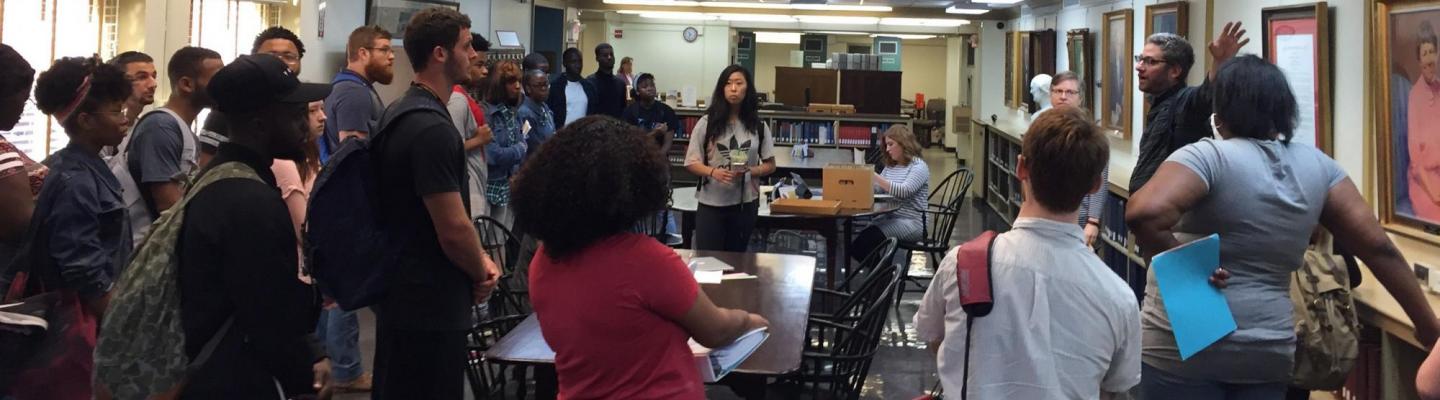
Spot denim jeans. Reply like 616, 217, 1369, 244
1140, 363, 1287, 400
316, 307, 365, 382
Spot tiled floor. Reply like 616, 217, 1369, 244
337, 147, 995, 399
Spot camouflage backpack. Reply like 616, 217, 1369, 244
93, 162, 260, 399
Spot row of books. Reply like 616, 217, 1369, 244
1099, 192, 1130, 249
669, 116, 891, 148
1339, 338, 1382, 400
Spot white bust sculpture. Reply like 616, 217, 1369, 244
1029, 74, 1053, 116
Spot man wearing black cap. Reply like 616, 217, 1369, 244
371, 6, 500, 398
175, 53, 334, 398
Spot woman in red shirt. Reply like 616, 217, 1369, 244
512, 116, 767, 399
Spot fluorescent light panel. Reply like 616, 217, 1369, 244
717, 13, 796, 22
972, 0, 1022, 4
602, 0, 890, 12
795, 15, 880, 24
879, 17, 968, 26
808, 30, 870, 35
944, 6, 988, 14
870, 33, 936, 39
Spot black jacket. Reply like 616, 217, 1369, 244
1129, 80, 1214, 193
547, 73, 599, 128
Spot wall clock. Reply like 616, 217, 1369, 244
683, 27, 699, 42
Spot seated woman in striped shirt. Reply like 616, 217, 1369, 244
849, 125, 930, 262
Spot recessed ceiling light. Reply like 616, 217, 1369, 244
945, 6, 989, 14
879, 17, 969, 27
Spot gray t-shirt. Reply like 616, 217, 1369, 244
323, 78, 383, 149
683, 115, 775, 207
447, 91, 488, 219
1141, 137, 1346, 383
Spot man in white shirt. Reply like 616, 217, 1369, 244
546, 47, 597, 127
914, 105, 1140, 399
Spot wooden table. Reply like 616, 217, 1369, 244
670, 186, 899, 288
485, 249, 818, 377
770, 147, 861, 173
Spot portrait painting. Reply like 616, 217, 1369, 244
1102, 9, 1133, 139
1379, 2, 1440, 236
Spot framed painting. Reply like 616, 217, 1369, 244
1067, 29, 1095, 114
1102, 9, 1134, 140
1376, 0, 1440, 238
365, 0, 461, 47
1145, 2, 1190, 39
1005, 31, 1016, 108
1020, 31, 1033, 110
1262, 2, 1331, 154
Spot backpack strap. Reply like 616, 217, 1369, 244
955, 230, 999, 400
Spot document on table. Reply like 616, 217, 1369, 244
1151, 233, 1237, 360
690, 327, 770, 382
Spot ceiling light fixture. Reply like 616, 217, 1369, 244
944, 6, 989, 14
971, 0, 1022, 4
870, 33, 937, 39
637, 11, 716, 20
879, 17, 969, 26
716, 13, 797, 22
755, 31, 802, 44
807, 30, 870, 35
602, 0, 891, 12
795, 15, 880, 24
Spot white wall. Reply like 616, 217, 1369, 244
589, 16, 734, 104
946, 36, 964, 151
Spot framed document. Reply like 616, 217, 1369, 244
1261, 2, 1331, 153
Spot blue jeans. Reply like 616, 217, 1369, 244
1140, 363, 1287, 400
315, 307, 364, 382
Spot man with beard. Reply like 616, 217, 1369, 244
321, 25, 395, 163
371, 7, 500, 398
174, 53, 334, 398
119, 46, 223, 244
587, 43, 627, 118
108, 51, 158, 123
1127, 24, 1246, 193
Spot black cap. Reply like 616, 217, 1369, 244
209, 54, 330, 114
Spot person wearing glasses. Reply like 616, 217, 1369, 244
1037, 71, 1110, 246
1128, 24, 1248, 194
4, 56, 134, 398
321, 25, 396, 163
253, 26, 305, 74
520, 68, 557, 154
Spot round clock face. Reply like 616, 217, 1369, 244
683, 27, 699, 42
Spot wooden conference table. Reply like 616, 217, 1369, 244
485, 250, 817, 393
669, 186, 899, 288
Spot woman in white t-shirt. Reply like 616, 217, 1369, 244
683, 65, 776, 251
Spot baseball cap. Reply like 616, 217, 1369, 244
208, 54, 330, 114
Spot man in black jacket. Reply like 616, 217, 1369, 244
1127, 24, 1247, 193
547, 47, 597, 128
178, 53, 333, 398
587, 43, 627, 118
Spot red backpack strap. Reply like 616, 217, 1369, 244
956, 230, 999, 317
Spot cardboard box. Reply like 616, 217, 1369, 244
770, 198, 841, 216
823, 164, 874, 211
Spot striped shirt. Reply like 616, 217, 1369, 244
873, 159, 930, 241
0, 136, 48, 196
1076, 164, 1109, 227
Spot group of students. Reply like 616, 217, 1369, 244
0, 4, 715, 399
914, 22, 1440, 400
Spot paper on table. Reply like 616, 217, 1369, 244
689, 257, 736, 272
694, 270, 724, 284
1275, 34, 1317, 148
689, 327, 770, 382
1151, 233, 1237, 360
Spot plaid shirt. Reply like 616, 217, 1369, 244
485, 102, 524, 207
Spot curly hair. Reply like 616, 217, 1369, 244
511, 116, 670, 260
34, 56, 132, 125
252, 26, 305, 58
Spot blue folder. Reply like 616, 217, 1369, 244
1151, 234, 1237, 360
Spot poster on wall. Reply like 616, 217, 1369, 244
366, 0, 461, 47
1261, 2, 1330, 153
1102, 9, 1134, 140
1377, 0, 1440, 238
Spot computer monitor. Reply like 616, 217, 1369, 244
495, 30, 521, 47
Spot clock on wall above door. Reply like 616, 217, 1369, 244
683, 27, 699, 42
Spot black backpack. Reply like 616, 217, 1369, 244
305, 93, 448, 311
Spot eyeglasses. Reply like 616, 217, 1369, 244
363, 46, 394, 54
1132, 55, 1167, 67
266, 52, 301, 63
1051, 89, 1080, 97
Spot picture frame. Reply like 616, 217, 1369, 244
1145, 1, 1190, 39
1019, 31, 1034, 110
1067, 29, 1095, 114
1005, 31, 1016, 108
1261, 2, 1331, 154
1375, 0, 1440, 239
365, 0, 461, 47
1102, 9, 1134, 140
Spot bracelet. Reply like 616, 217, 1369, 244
709, 167, 717, 178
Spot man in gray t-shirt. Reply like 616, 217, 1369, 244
321, 26, 394, 163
